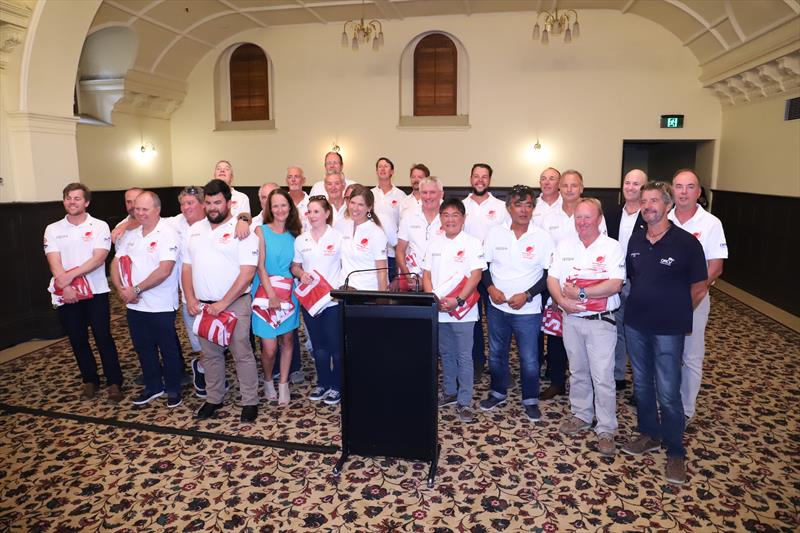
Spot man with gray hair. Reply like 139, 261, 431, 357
548, 197, 624, 457
622, 181, 708, 485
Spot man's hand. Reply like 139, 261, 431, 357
562, 282, 581, 300
61, 285, 79, 304
298, 271, 314, 285
234, 219, 251, 240
560, 297, 586, 315
55, 271, 76, 290
206, 301, 227, 316
187, 297, 201, 316
267, 295, 281, 309
487, 286, 507, 305
507, 293, 527, 310
118, 286, 138, 304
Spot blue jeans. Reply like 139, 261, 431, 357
302, 305, 342, 392
439, 321, 474, 406
625, 325, 686, 458
181, 301, 202, 353
487, 305, 542, 405
127, 309, 183, 397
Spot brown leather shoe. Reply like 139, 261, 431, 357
539, 385, 565, 400
665, 456, 687, 485
81, 383, 97, 400
107, 384, 123, 403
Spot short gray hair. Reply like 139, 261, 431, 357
641, 181, 673, 205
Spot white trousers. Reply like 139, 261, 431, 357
563, 315, 618, 435
681, 292, 710, 418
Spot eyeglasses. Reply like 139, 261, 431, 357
510, 184, 534, 195
309, 195, 327, 202
181, 185, 203, 197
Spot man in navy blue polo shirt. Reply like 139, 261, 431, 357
621, 181, 708, 486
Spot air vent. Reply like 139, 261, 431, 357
785, 97, 800, 121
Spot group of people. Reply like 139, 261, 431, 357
44, 151, 726, 486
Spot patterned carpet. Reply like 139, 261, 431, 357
1, 289, 798, 532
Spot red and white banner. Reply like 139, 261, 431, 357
541, 305, 563, 337
48, 268, 93, 307
404, 250, 422, 275
252, 275, 296, 328
293, 270, 333, 317
434, 275, 479, 320
567, 277, 609, 313
193, 305, 237, 346
117, 255, 133, 288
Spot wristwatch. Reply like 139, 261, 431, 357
455, 296, 465, 307
578, 287, 586, 301
134, 285, 142, 295
526, 290, 534, 303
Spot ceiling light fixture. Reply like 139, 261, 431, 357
341, 0, 384, 51
532, 9, 580, 45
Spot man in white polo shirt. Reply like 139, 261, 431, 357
399, 163, 430, 215
286, 166, 310, 231
309, 152, 357, 197
44, 182, 123, 402
324, 172, 348, 226
213, 160, 251, 217
396, 176, 444, 281
532, 167, 562, 225
182, 179, 260, 423
479, 185, 555, 422
463, 163, 509, 380
110, 191, 183, 408
372, 157, 405, 279
422, 198, 487, 423
548, 198, 625, 457
669, 168, 728, 423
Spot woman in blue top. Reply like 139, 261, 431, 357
252, 189, 302, 406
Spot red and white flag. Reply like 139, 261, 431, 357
117, 255, 133, 288
567, 277, 609, 313
252, 275, 296, 328
434, 275, 479, 320
293, 270, 333, 317
541, 305, 563, 337
404, 250, 422, 275
48, 268, 93, 307
193, 305, 237, 346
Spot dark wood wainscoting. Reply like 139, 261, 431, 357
711, 190, 799, 316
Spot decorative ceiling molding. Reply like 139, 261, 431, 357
0, 0, 31, 69
709, 51, 800, 106
113, 69, 188, 119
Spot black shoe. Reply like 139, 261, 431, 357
240, 405, 258, 423
196, 402, 223, 419
616, 379, 628, 391
167, 395, 182, 408
539, 385, 565, 400
132, 389, 164, 406
524, 404, 542, 422
190, 358, 206, 393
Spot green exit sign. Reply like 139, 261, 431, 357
660, 114, 684, 128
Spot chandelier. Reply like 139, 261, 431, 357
532, 9, 580, 44
341, 0, 384, 51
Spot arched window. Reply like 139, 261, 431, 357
229, 43, 269, 121
413, 34, 457, 116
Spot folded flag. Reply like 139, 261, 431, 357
48, 268, 93, 307
193, 304, 237, 346
293, 270, 333, 317
118, 255, 133, 288
434, 275, 479, 320
252, 275, 296, 328
541, 304, 563, 337
568, 277, 609, 313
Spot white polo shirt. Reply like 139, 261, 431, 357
548, 234, 625, 317
422, 231, 487, 323
331, 202, 348, 227
532, 194, 563, 225
484, 223, 555, 315
539, 207, 608, 246
120, 218, 180, 313
397, 210, 444, 274
230, 188, 251, 217
293, 225, 344, 311
293, 192, 311, 232
334, 218, 388, 291
463, 193, 509, 243
668, 205, 728, 261
44, 214, 112, 294
165, 214, 194, 301
183, 217, 259, 302
618, 208, 641, 255
400, 193, 422, 216
250, 211, 265, 231
309, 177, 357, 198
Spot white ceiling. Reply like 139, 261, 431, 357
88, 0, 800, 80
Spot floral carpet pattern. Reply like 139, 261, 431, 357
1, 289, 798, 532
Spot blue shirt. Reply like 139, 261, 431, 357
625, 224, 707, 335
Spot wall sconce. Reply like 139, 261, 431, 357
135, 141, 157, 163
533, 140, 542, 151
331, 141, 341, 153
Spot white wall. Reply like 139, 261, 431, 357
717, 90, 800, 197
77, 111, 173, 190
168, 10, 721, 189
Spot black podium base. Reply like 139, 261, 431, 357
333, 444, 440, 488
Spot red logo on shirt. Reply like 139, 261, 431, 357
148, 241, 158, 252
356, 238, 369, 252
487, 210, 497, 219
324, 243, 336, 256
692, 232, 701, 239
82, 231, 93, 242
219, 233, 232, 244
596, 256, 604, 263
454, 250, 465, 262
231, 200, 238, 207
522, 245, 535, 259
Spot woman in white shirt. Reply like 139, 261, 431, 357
334, 185, 389, 291
290, 196, 344, 405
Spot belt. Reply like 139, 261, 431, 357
199, 293, 249, 305
577, 310, 617, 325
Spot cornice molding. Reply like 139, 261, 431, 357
0, 0, 31, 69
6, 111, 79, 135
708, 51, 800, 106
112, 69, 188, 119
